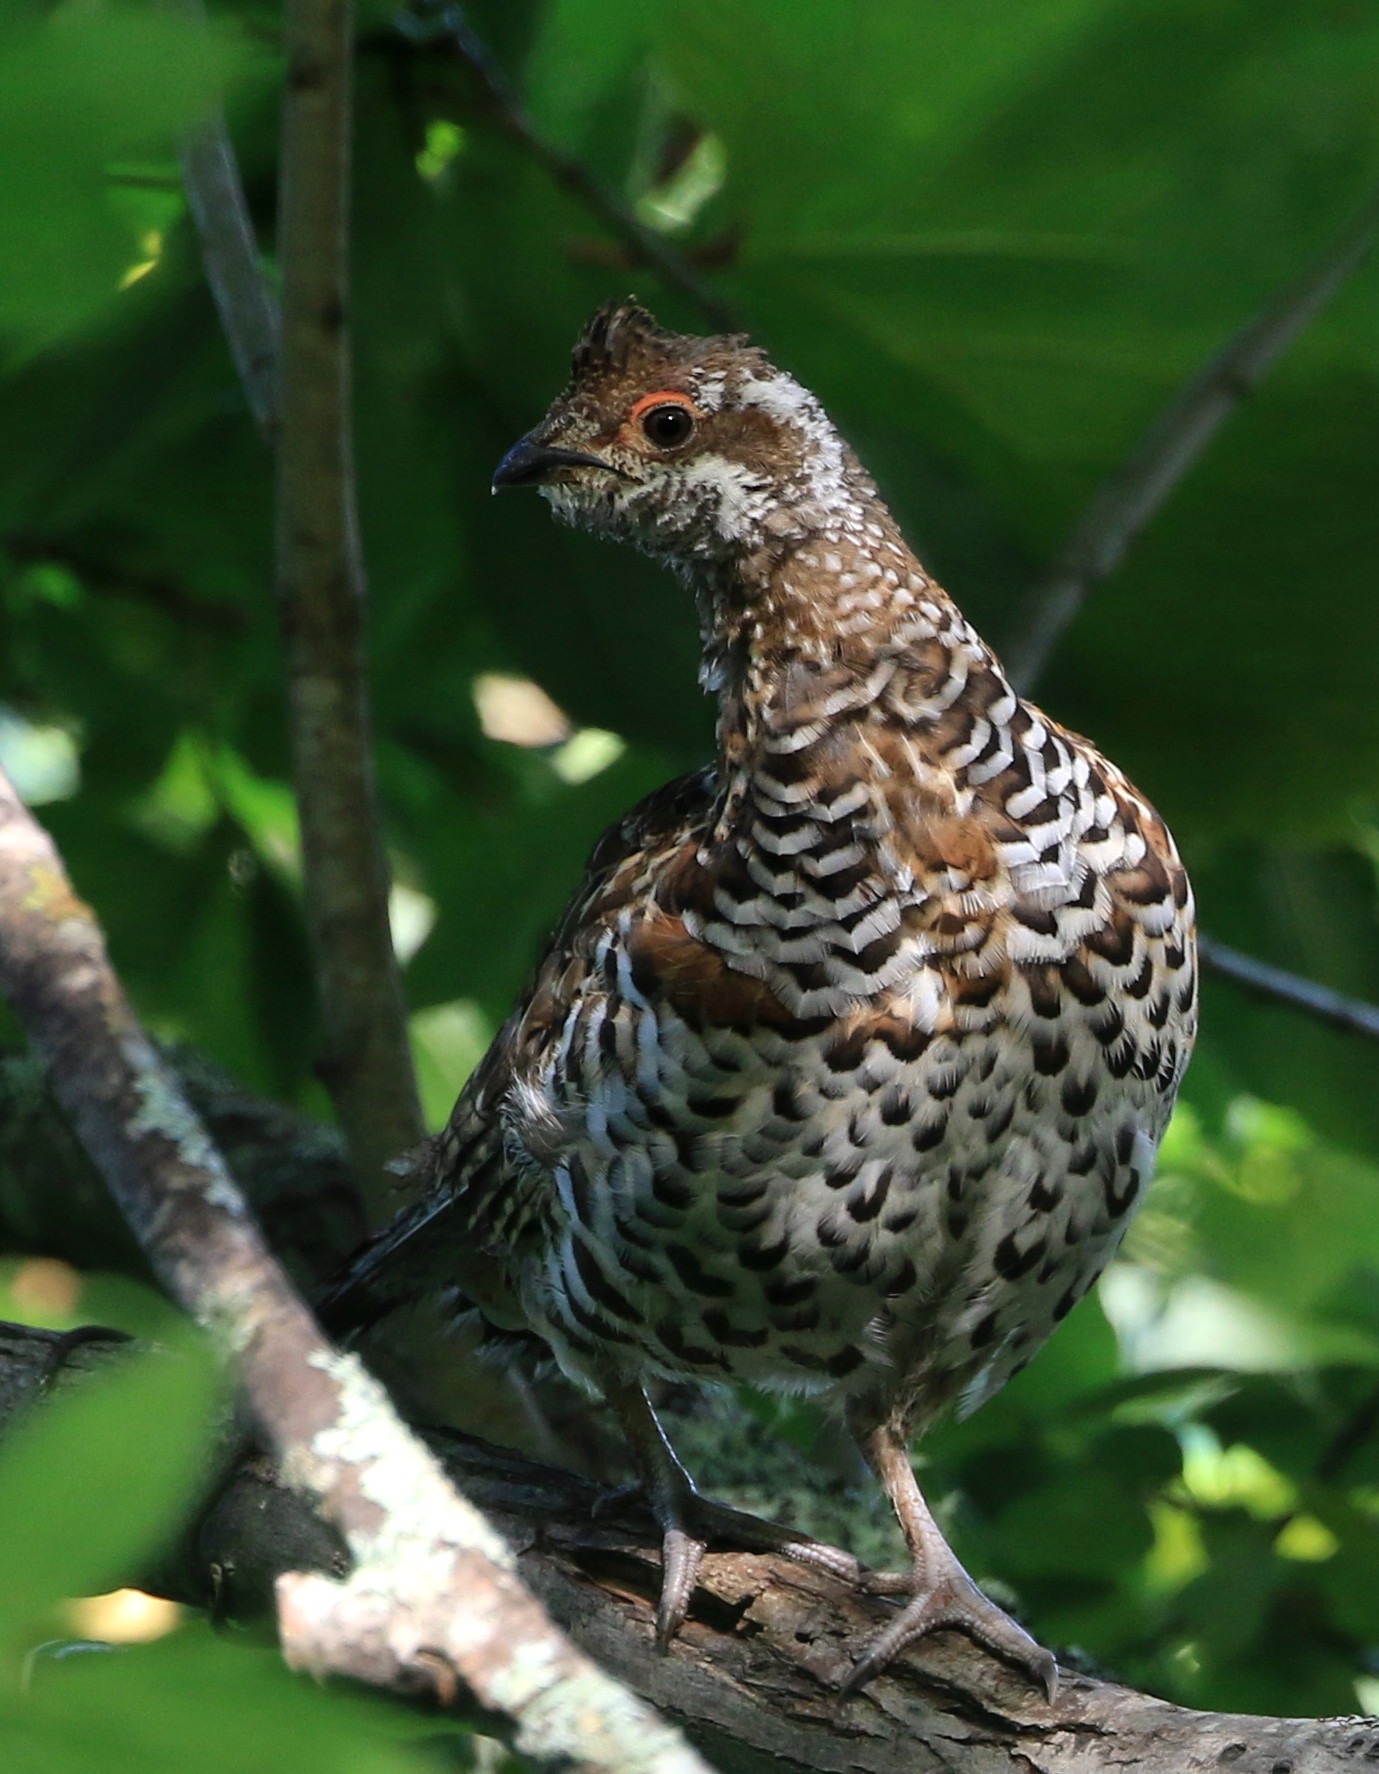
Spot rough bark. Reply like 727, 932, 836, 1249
1, 1320, 1373, 1774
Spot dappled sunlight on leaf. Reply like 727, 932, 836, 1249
1273, 1515, 1339, 1564
0, 709, 79, 806
64, 1590, 180, 1647
3, 1259, 82, 1328
636, 132, 727, 234
552, 727, 625, 784
415, 118, 467, 185
1144, 1499, 1208, 1594
1179, 1427, 1294, 1517
473, 672, 571, 748
388, 882, 436, 966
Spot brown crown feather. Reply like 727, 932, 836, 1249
569, 297, 759, 387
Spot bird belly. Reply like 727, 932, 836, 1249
507, 992, 1168, 1419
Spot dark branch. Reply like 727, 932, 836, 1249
398, 2, 739, 332
0, 765, 709, 1774
271, 0, 424, 1208
1006, 182, 1379, 691
1198, 932, 1379, 1044
2, 1320, 1376, 1774
0, 1040, 363, 1285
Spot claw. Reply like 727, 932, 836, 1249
843, 1566, 1059, 1700
602, 1383, 860, 1649
648, 1495, 859, 1647
655, 1526, 706, 1649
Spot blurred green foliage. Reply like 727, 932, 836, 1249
2, 0, 1379, 1745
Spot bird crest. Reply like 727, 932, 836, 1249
570, 298, 679, 379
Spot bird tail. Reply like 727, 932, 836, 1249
314, 1186, 455, 1336
314, 1139, 530, 1351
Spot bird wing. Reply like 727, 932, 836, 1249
315, 765, 720, 1337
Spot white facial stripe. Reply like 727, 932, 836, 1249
738, 371, 859, 528
737, 370, 820, 426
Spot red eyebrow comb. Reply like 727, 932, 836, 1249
627, 390, 697, 424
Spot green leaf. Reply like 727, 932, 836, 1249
2, 1624, 441, 1774
0, 3, 266, 348
0, 1330, 219, 1635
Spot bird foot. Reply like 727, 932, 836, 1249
844, 1556, 1058, 1700
597, 1479, 859, 1648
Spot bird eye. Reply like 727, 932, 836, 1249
640, 403, 695, 448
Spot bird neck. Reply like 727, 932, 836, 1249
692, 503, 1007, 771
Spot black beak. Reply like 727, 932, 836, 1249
491, 433, 624, 492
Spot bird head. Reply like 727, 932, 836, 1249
492, 299, 869, 563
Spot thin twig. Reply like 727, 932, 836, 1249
175, 0, 280, 437
1007, 183, 1379, 691
178, 119, 281, 435
273, 0, 424, 1210
1198, 933, 1379, 1043
0, 763, 711, 1774
398, 1, 739, 333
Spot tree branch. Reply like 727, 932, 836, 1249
271, 0, 424, 1210
0, 1041, 363, 1285
398, 2, 739, 332
176, 1, 281, 440
1198, 932, 1379, 1043
0, 764, 709, 1774
2, 1320, 1376, 1774
1006, 182, 1379, 692
176, 0, 423, 1211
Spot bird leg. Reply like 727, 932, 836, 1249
846, 1421, 1059, 1700
603, 1382, 860, 1648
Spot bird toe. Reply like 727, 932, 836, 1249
844, 1566, 1058, 1701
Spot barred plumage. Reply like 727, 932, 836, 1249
326, 301, 1197, 1696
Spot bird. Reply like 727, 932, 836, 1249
323, 298, 1197, 1698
